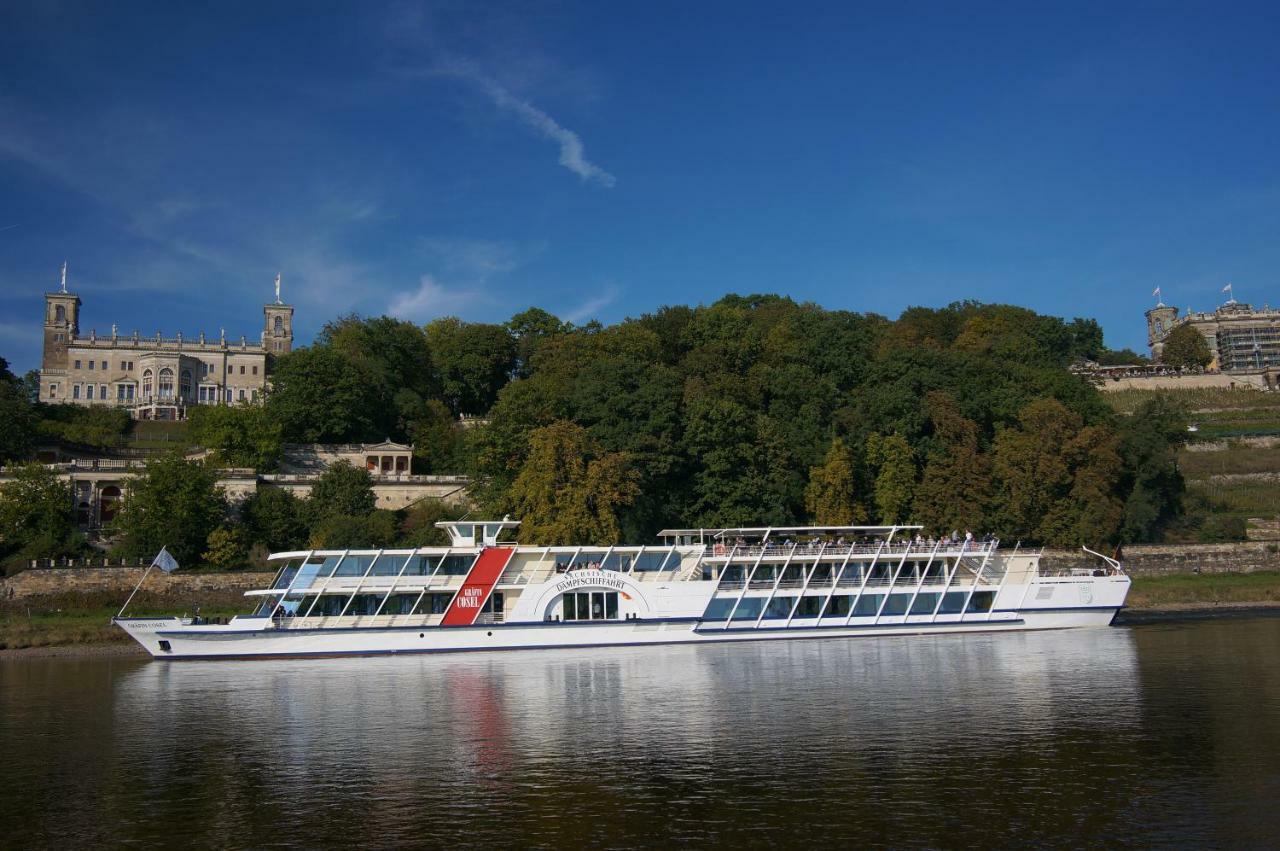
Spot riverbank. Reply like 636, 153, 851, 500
3, 572, 1278, 656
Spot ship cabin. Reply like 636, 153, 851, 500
661, 524, 1010, 624
242, 521, 1017, 631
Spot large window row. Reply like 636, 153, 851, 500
702, 591, 996, 621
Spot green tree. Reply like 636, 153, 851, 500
34, 404, 131, 450
507, 307, 571, 378
804, 437, 867, 525
991, 399, 1081, 542
865, 433, 916, 524
310, 509, 398, 548
266, 347, 383, 442
317, 314, 435, 400
308, 461, 376, 520
506, 420, 640, 544
1160, 324, 1213, 369
240, 487, 308, 551
404, 398, 462, 473
187, 404, 283, 471
398, 500, 463, 547
0, 463, 84, 571
204, 526, 248, 570
912, 393, 990, 534
0, 358, 37, 463
113, 456, 226, 566
1117, 397, 1187, 542
425, 317, 517, 415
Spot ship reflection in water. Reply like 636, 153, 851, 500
2, 618, 1279, 846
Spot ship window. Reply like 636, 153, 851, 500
702, 598, 735, 620
938, 592, 967, 614
793, 596, 822, 618
910, 593, 940, 615
731, 597, 764, 621
967, 591, 996, 613
852, 594, 883, 616
763, 597, 795, 619
882, 594, 911, 616
439, 554, 476, 575
562, 591, 619, 621
380, 594, 418, 615
825, 595, 853, 617
337, 554, 374, 577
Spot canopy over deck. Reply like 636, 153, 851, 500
435, 518, 520, 547
657, 525, 923, 543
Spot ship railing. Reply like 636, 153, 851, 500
705, 540, 998, 560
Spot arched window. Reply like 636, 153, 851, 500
142, 369, 153, 397
159, 368, 174, 398
180, 369, 192, 398
54, 305, 66, 323
273, 315, 284, 334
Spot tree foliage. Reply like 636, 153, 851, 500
113, 455, 226, 566
501, 420, 640, 545
308, 460, 377, 520
804, 437, 866, 525
0, 463, 84, 571
1160, 324, 1213, 369
188, 404, 283, 471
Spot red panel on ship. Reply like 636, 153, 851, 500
440, 548, 515, 626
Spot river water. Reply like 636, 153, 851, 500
1, 616, 1278, 848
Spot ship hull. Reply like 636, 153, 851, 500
117, 605, 1121, 660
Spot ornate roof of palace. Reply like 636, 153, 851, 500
657, 525, 923, 540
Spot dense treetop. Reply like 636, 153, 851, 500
1, 296, 1193, 559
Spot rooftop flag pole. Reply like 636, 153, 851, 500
1152, 286, 1163, 306
116, 547, 180, 619
274, 272, 282, 305
60, 261, 67, 294
1223, 282, 1235, 303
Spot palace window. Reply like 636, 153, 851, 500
86, 385, 94, 400
225, 389, 232, 402
55, 305, 66, 322
48, 383, 57, 398
99, 384, 107, 399
180, 369, 192, 398
562, 591, 619, 621
158, 368, 174, 398
74, 359, 81, 369
239, 365, 245, 375
88, 360, 94, 370
72, 384, 81, 400
252, 365, 258, 375
100, 361, 107, 370
238, 388, 245, 401
274, 316, 283, 334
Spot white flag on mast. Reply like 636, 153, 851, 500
1222, 283, 1233, 293
153, 547, 180, 573
1152, 287, 1161, 298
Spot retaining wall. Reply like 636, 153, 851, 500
1, 567, 275, 600
1042, 542, 1280, 576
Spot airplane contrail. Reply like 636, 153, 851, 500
0, 224, 18, 232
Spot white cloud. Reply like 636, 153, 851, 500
437, 61, 616, 188
564, 285, 620, 324
387, 274, 489, 322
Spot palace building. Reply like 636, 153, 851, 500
1146, 296, 1280, 373
38, 270, 294, 420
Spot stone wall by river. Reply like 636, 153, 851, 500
1043, 542, 1279, 576
1, 567, 274, 600
3, 542, 1277, 600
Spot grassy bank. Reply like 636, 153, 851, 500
1127, 571, 1280, 609
0, 589, 249, 650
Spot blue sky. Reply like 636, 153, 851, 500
3, 0, 1280, 373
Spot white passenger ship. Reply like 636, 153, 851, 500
116, 520, 1130, 660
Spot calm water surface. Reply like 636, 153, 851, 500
2, 616, 1278, 848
